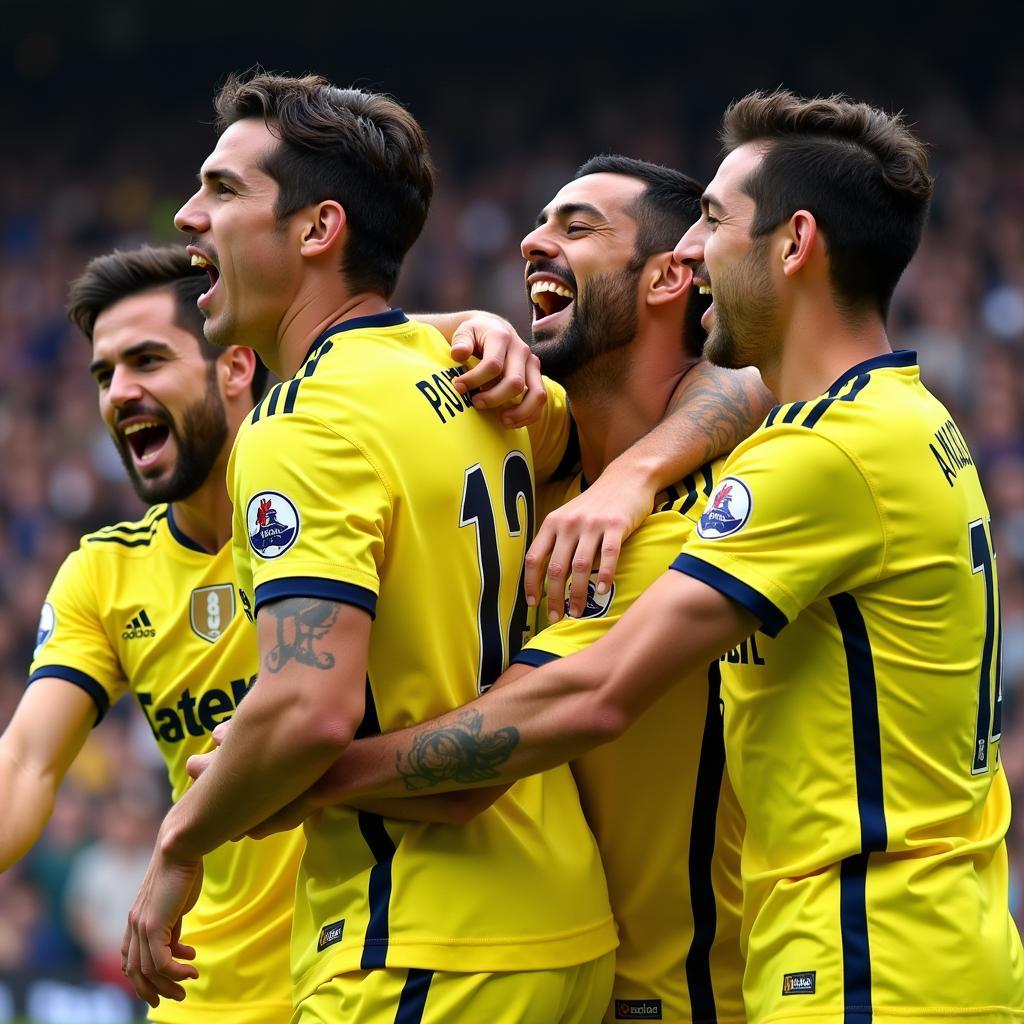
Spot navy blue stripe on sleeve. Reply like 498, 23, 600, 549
670, 554, 788, 637
253, 578, 377, 619
28, 666, 110, 725
510, 648, 562, 668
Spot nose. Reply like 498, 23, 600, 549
673, 219, 706, 267
174, 189, 208, 236
107, 365, 144, 410
520, 224, 558, 262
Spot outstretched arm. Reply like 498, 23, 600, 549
0, 679, 96, 870
296, 574, 754, 806
527, 363, 773, 621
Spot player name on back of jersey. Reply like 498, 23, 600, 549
929, 417, 975, 487
415, 364, 474, 425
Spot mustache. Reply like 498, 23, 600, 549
115, 404, 171, 430
525, 259, 578, 293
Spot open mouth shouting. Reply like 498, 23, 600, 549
528, 272, 577, 330
692, 267, 715, 328
119, 414, 172, 471
188, 245, 221, 310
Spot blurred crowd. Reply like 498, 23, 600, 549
1, 61, 1022, 991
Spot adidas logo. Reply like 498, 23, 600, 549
122, 609, 156, 640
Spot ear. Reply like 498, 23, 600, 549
218, 346, 258, 400
780, 210, 818, 278
645, 252, 693, 307
299, 200, 347, 259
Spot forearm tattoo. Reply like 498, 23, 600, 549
396, 709, 519, 791
672, 366, 774, 463
264, 598, 340, 673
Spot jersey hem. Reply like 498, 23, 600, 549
293, 915, 618, 1004
254, 577, 378, 618
148, 998, 293, 1024
755, 1006, 1024, 1024
27, 665, 109, 723
670, 553, 788, 636
512, 648, 561, 667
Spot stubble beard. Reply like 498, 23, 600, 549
117, 366, 229, 505
531, 267, 640, 392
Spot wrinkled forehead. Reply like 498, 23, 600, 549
540, 172, 646, 224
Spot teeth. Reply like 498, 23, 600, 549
123, 421, 162, 436
698, 286, 711, 295
530, 280, 574, 301
191, 254, 211, 268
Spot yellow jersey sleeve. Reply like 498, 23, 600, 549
28, 544, 128, 721
527, 376, 578, 484
674, 427, 884, 635
230, 411, 391, 619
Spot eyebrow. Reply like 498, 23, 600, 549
198, 167, 246, 188
701, 193, 723, 213
89, 340, 175, 376
535, 201, 606, 228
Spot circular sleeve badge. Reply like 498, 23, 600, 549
246, 491, 300, 559
697, 477, 753, 540
34, 602, 56, 658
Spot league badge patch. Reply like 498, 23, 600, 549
34, 602, 56, 658
697, 477, 752, 540
563, 574, 615, 619
247, 491, 300, 559
190, 584, 236, 643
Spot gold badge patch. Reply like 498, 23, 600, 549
190, 584, 235, 643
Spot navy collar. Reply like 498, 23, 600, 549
167, 504, 213, 555
301, 308, 409, 365
828, 349, 917, 393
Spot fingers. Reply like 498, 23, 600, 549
450, 320, 515, 396
212, 721, 230, 745
566, 533, 602, 619
502, 355, 546, 428
123, 912, 194, 1008
524, 524, 555, 611
185, 752, 212, 781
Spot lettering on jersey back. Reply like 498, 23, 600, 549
137, 674, 257, 743
929, 418, 974, 487
720, 635, 766, 666
416, 365, 473, 424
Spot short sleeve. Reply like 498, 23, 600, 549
230, 412, 392, 618
28, 547, 127, 723
527, 377, 578, 484
672, 428, 884, 636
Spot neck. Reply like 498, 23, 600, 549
760, 298, 891, 403
166, 449, 233, 555
272, 288, 391, 379
569, 327, 694, 485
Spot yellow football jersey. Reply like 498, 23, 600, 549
29, 503, 301, 1024
517, 467, 745, 1024
673, 351, 1024, 1024
227, 310, 616, 1003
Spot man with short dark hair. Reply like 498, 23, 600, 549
0, 244, 301, 1024
123, 73, 620, 1023
300, 90, 1024, 1023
